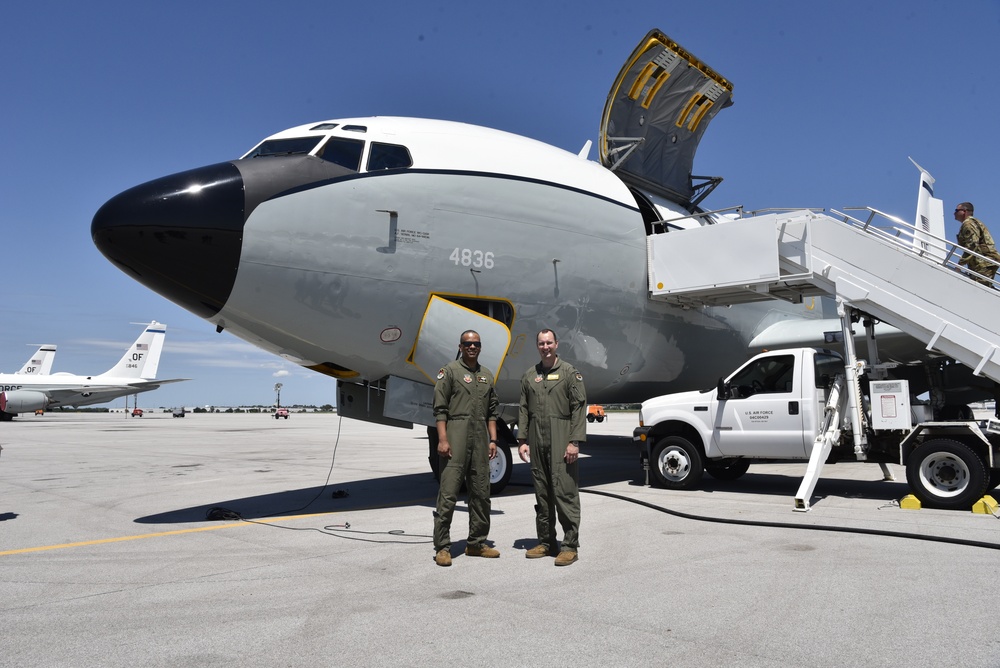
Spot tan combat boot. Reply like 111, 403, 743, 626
435, 549, 452, 567
524, 545, 551, 559
554, 550, 578, 566
464, 544, 500, 558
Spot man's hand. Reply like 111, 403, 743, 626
488, 441, 497, 460
564, 443, 579, 463
517, 442, 530, 463
437, 439, 452, 459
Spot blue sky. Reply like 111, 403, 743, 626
2, 0, 998, 408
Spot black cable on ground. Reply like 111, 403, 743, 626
204, 414, 432, 543
206, 414, 348, 522
580, 487, 1000, 551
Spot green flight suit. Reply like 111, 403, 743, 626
432, 359, 498, 552
957, 215, 1000, 286
518, 358, 587, 551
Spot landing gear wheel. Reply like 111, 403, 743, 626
427, 426, 441, 482
649, 436, 704, 489
489, 445, 513, 495
906, 439, 988, 510
705, 459, 751, 481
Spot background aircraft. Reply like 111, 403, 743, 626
13, 345, 56, 375
0, 321, 186, 420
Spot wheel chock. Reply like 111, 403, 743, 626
971, 495, 999, 515
899, 495, 922, 510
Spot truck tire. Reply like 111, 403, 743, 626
587, 415, 595, 423
705, 459, 751, 481
906, 439, 988, 510
650, 436, 704, 489
596, 416, 604, 423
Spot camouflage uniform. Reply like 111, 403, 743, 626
432, 359, 498, 553
518, 358, 587, 551
957, 215, 1000, 286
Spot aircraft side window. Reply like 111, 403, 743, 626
438, 296, 514, 328
319, 137, 365, 171
367, 142, 412, 171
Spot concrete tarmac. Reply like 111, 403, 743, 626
2, 411, 1000, 667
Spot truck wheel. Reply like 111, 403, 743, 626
650, 436, 704, 489
705, 459, 751, 481
596, 416, 604, 423
906, 439, 988, 510
587, 415, 595, 423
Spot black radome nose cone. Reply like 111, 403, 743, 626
92, 162, 245, 319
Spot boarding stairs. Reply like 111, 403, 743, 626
646, 207, 1000, 386
647, 207, 1000, 510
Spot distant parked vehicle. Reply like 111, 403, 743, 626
172, 407, 186, 417
587, 405, 606, 423
132, 408, 144, 417
274, 407, 289, 419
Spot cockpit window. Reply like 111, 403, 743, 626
319, 137, 365, 171
243, 137, 323, 158
367, 142, 412, 171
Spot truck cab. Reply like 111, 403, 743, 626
637, 348, 842, 488
634, 346, 1000, 511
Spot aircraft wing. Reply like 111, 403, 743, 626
600, 29, 733, 205
750, 319, 938, 365
42, 379, 189, 405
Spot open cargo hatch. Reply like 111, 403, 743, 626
600, 29, 733, 207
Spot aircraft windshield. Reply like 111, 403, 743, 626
244, 137, 323, 158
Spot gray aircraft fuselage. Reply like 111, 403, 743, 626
92, 117, 822, 405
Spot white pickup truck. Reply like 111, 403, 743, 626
633, 347, 1000, 510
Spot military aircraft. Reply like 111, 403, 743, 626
13, 344, 57, 375
0, 321, 186, 420
89, 29, 962, 488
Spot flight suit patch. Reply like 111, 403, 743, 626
478, 375, 488, 383
463, 373, 473, 384
436, 368, 445, 380
535, 375, 543, 383
575, 373, 583, 381
547, 374, 559, 380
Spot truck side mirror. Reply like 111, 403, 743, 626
717, 377, 729, 401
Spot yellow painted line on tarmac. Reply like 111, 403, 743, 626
0, 510, 344, 557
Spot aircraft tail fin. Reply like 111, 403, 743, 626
909, 157, 946, 260
16, 344, 57, 375
98, 321, 167, 379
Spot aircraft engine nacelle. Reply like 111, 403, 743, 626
0, 390, 50, 414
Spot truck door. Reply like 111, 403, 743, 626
712, 353, 807, 458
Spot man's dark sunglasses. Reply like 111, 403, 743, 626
461, 341, 482, 348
